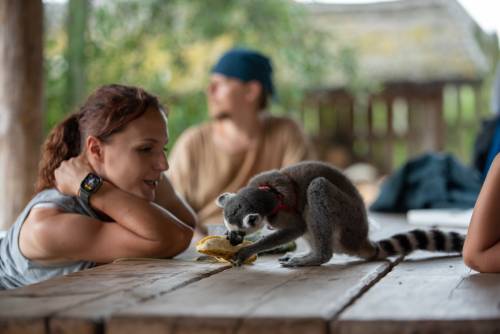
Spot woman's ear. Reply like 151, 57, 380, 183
86, 136, 104, 163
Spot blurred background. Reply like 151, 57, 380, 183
0, 0, 499, 230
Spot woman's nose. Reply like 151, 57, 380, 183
155, 152, 169, 172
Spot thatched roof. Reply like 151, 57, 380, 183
305, 0, 493, 88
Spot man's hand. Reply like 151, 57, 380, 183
54, 154, 93, 196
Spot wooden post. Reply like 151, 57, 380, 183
455, 84, 464, 156
367, 98, 374, 160
385, 96, 394, 172
435, 86, 445, 151
0, 0, 43, 230
474, 83, 482, 123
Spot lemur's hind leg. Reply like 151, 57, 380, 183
280, 177, 338, 267
278, 232, 314, 263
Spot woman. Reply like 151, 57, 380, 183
0, 84, 196, 289
463, 153, 500, 273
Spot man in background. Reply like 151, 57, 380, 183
167, 48, 315, 233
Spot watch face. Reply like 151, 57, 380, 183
82, 174, 102, 192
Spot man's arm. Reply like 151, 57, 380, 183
166, 128, 199, 211
463, 154, 500, 272
280, 118, 316, 167
155, 173, 197, 229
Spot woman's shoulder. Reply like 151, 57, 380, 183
31, 188, 74, 204
28, 189, 81, 213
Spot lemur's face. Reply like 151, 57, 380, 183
216, 192, 266, 245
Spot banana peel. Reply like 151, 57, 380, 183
196, 235, 257, 265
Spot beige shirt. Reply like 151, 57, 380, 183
167, 114, 314, 226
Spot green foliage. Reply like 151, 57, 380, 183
43, 0, 339, 147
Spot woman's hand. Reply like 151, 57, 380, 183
54, 154, 94, 196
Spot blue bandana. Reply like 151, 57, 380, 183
211, 48, 275, 96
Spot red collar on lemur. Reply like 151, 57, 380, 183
258, 173, 299, 216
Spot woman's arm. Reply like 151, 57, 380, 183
53, 154, 194, 242
89, 180, 193, 242
21, 154, 194, 263
154, 173, 197, 229
463, 154, 500, 273
22, 205, 191, 264
21, 180, 193, 263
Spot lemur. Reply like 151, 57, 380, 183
216, 161, 465, 267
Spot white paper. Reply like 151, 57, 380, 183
406, 208, 473, 228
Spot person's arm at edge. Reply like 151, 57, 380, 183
463, 154, 500, 273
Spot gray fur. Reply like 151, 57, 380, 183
216, 161, 465, 267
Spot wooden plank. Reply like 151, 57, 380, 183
107, 253, 396, 334
332, 254, 500, 334
0, 259, 229, 334
0, 318, 46, 334
50, 260, 229, 334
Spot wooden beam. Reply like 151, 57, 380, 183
0, 0, 43, 230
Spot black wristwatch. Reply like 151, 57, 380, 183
79, 173, 103, 206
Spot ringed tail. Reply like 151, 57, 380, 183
373, 229, 464, 259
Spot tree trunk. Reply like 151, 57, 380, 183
0, 0, 43, 230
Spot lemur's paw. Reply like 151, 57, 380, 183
278, 253, 293, 263
279, 256, 305, 267
280, 256, 324, 267
229, 258, 243, 267
232, 248, 255, 267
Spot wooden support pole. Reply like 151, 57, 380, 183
0, 0, 43, 229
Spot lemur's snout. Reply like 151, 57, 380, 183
227, 230, 246, 246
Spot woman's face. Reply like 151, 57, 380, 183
96, 107, 169, 201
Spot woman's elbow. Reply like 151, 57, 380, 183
158, 227, 193, 258
175, 227, 194, 254
463, 251, 482, 272
184, 213, 197, 229
463, 248, 497, 273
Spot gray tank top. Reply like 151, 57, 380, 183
0, 189, 98, 289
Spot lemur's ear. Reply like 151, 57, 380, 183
215, 192, 236, 208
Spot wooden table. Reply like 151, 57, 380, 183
1, 213, 499, 334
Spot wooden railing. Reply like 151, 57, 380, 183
303, 81, 484, 173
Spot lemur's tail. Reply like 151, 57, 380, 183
372, 229, 464, 259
